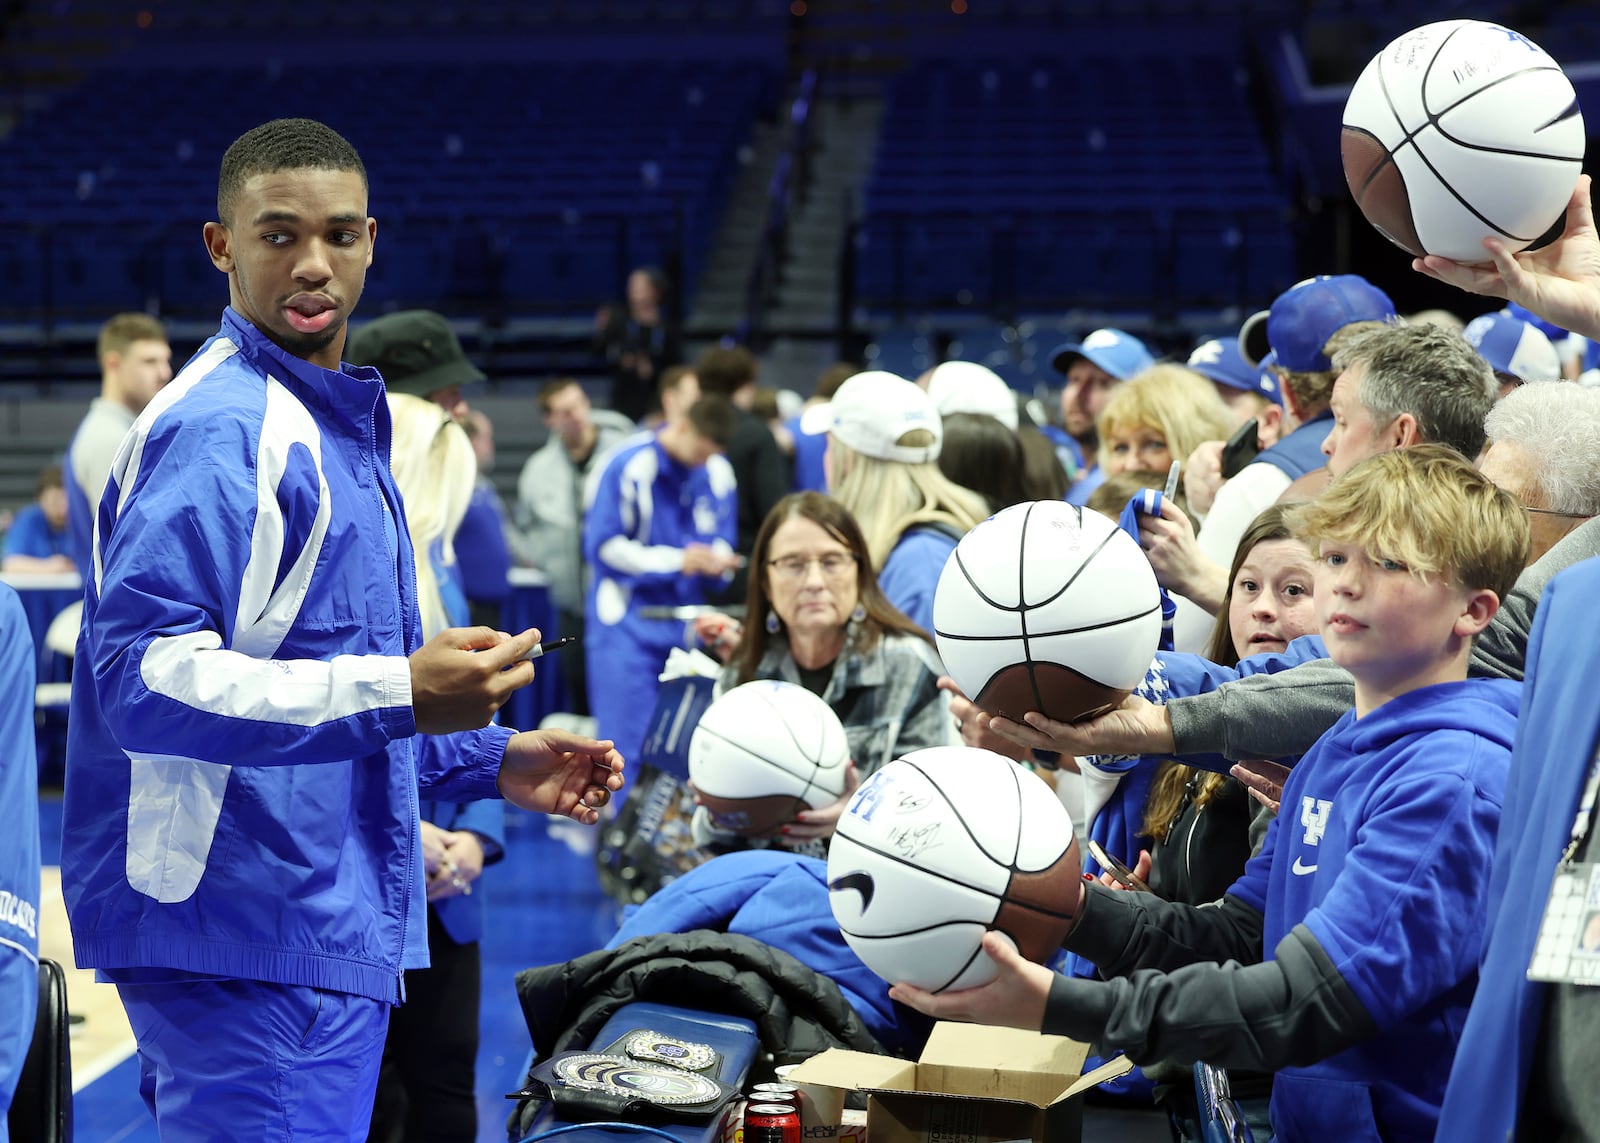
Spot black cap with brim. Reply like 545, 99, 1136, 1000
346, 310, 486, 399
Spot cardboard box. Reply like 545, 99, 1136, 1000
787, 1023, 1132, 1143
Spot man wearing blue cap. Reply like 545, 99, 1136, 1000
1180, 337, 1287, 517
1149, 276, 1396, 652
1047, 328, 1155, 505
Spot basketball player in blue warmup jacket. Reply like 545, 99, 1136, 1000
893, 446, 1529, 1143
0, 588, 40, 1139
582, 394, 740, 769
60, 119, 624, 1143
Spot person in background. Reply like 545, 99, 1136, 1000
583, 392, 739, 769
787, 362, 858, 493
63, 312, 172, 579
937, 412, 1028, 513
513, 378, 636, 718
1, 464, 74, 573
635, 493, 953, 897
1094, 364, 1235, 483
693, 346, 790, 605
594, 266, 682, 424
346, 310, 512, 628
368, 394, 506, 1143
0, 586, 39, 1140
1044, 328, 1154, 505
805, 371, 989, 634
454, 408, 515, 627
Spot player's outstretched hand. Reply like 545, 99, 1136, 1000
410, 626, 539, 734
888, 931, 1055, 1030
985, 693, 1175, 759
1414, 174, 1600, 342
498, 728, 624, 825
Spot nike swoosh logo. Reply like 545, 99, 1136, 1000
828, 871, 875, 910
1291, 857, 1318, 876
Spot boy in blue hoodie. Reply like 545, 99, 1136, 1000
890, 445, 1530, 1143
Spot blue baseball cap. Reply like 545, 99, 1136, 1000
1049, 328, 1155, 380
1186, 337, 1284, 406
1238, 275, 1397, 372
1463, 312, 1562, 383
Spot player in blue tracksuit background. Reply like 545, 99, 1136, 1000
0, 587, 40, 1139
60, 119, 624, 1143
890, 446, 1531, 1143
583, 392, 739, 771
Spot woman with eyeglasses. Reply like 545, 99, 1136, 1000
607, 493, 954, 902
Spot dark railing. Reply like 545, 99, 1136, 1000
735, 67, 818, 347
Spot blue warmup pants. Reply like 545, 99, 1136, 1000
0, 947, 38, 1142
118, 977, 390, 1143
586, 625, 679, 773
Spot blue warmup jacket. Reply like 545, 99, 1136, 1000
786, 413, 828, 493
609, 850, 932, 1054
61, 309, 513, 1004
1436, 558, 1600, 1140
0, 587, 40, 1126
1228, 678, 1518, 1142
582, 433, 736, 764
878, 525, 959, 635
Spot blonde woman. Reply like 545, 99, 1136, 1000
1095, 363, 1236, 482
372, 393, 502, 1141
807, 371, 989, 632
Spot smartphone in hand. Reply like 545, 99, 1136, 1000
1219, 418, 1262, 480
1088, 839, 1153, 893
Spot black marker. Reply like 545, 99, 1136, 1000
524, 635, 578, 661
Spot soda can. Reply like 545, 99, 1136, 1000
745, 1101, 802, 1143
750, 1082, 800, 1108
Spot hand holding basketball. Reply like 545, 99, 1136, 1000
1414, 175, 1600, 342
887, 931, 1057, 1031
985, 692, 1176, 760
780, 761, 860, 845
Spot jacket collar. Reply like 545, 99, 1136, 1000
221, 307, 387, 433
756, 629, 889, 699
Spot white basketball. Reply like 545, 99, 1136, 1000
827, 747, 1082, 993
1342, 20, 1585, 262
932, 501, 1161, 724
687, 680, 850, 837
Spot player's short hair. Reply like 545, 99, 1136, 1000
217, 118, 367, 223
96, 312, 167, 367
1288, 443, 1529, 601
657, 364, 695, 400
1333, 321, 1496, 461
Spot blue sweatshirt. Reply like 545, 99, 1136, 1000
0, 587, 40, 1123
1229, 678, 1518, 1142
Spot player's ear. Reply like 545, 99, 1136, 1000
203, 221, 233, 273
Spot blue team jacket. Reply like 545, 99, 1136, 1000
61, 309, 512, 1004
1228, 678, 1519, 1142
1436, 559, 1600, 1140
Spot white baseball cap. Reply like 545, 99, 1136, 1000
799, 370, 943, 463
924, 361, 1019, 431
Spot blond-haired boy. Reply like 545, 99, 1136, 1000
892, 444, 1530, 1143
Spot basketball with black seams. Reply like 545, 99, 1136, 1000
1341, 20, 1584, 262
687, 679, 850, 838
932, 500, 1162, 725
826, 746, 1083, 993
